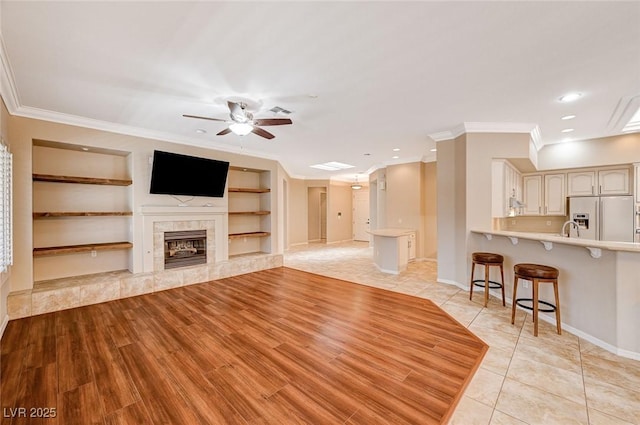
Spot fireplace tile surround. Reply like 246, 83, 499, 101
7, 206, 283, 319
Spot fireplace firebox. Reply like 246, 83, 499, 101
164, 230, 206, 269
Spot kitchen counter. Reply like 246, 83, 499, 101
469, 229, 640, 360
369, 228, 414, 274
471, 229, 640, 254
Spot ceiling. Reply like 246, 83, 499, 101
1, 1, 639, 180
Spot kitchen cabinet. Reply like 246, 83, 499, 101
544, 173, 566, 215
522, 175, 543, 215
568, 168, 630, 196
491, 160, 522, 217
567, 171, 596, 196
522, 173, 565, 216
598, 168, 630, 195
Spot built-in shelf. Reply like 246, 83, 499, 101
33, 241, 133, 257
33, 173, 132, 186
228, 187, 270, 193
228, 231, 270, 240
33, 211, 133, 218
228, 211, 270, 216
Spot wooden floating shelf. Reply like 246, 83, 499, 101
33, 241, 133, 257
228, 232, 270, 240
33, 211, 133, 218
33, 174, 132, 186
228, 187, 270, 193
228, 211, 270, 216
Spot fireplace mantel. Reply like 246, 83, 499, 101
140, 205, 226, 215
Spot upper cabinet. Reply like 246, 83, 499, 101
598, 168, 630, 195
567, 167, 630, 196
522, 175, 543, 215
567, 171, 596, 196
544, 173, 566, 215
522, 173, 565, 216
491, 160, 522, 217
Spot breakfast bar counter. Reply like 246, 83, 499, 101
369, 228, 414, 274
469, 229, 640, 359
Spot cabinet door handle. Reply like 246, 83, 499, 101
539, 206, 541, 214
599, 185, 602, 194
591, 185, 594, 195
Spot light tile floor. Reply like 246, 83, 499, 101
284, 242, 640, 425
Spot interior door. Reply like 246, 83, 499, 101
353, 189, 370, 242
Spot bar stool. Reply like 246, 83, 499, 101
469, 252, 505, 308
511, 263, 561, 337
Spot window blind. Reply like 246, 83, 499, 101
0, 143, 12, 272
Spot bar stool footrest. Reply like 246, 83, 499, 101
515, 298, 556, 313
472, 279, 503, 289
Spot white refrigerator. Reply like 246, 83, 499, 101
568, 196, 635, 242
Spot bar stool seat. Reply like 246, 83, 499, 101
469, 252, 505, 307
511, 263, 561, 336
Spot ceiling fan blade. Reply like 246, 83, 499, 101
253, 118, 293, 126
182, 114, 226, 122
251, 126, 275, 140
216, 128, 232, 136
227, 101, 247, 122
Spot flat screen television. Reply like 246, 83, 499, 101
149, 150, 229, 198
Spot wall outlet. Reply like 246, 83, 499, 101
91, 250, 97, 258
546, 221, 551, 226
523, 281, 529, 289
511, 220, 516, 225
398, 218, 403, 224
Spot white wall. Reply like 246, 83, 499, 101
437, 132, 534, 286
537, 133, 640, 170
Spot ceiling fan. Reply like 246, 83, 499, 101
183, 101, 292, 140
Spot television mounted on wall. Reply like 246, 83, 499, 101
149, 150, 229, 198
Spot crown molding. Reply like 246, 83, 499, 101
12, 105, 281, 162
607, 94, 640, 133
0, 36, 20, 113
429, 122, 541, 149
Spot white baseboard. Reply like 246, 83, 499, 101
289, 242, 309, 247
438, 278, 467, 290
437, 278, 640, 361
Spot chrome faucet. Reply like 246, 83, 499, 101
561, 220, 580, 237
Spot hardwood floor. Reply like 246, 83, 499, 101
1, 267, 487, 424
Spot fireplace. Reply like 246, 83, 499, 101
164, 230, 207, 269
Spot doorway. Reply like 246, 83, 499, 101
307, 187, 327, 242
353, 189, 370, 242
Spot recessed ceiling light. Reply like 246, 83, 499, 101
195, 129, 207, 134
81, 147, 89, 151
308, 94, 318, 98
364, 153, 371, 156
392, 155, 399, 159
561, 115, 576, 120
430, 148, 437, 152
392, 148, 400, 152
558, 92, 582, 103
561, 128, 574, 133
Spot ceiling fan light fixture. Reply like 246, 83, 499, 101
229, 122, 253, 136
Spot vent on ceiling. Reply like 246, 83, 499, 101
269, 106, 292, 115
